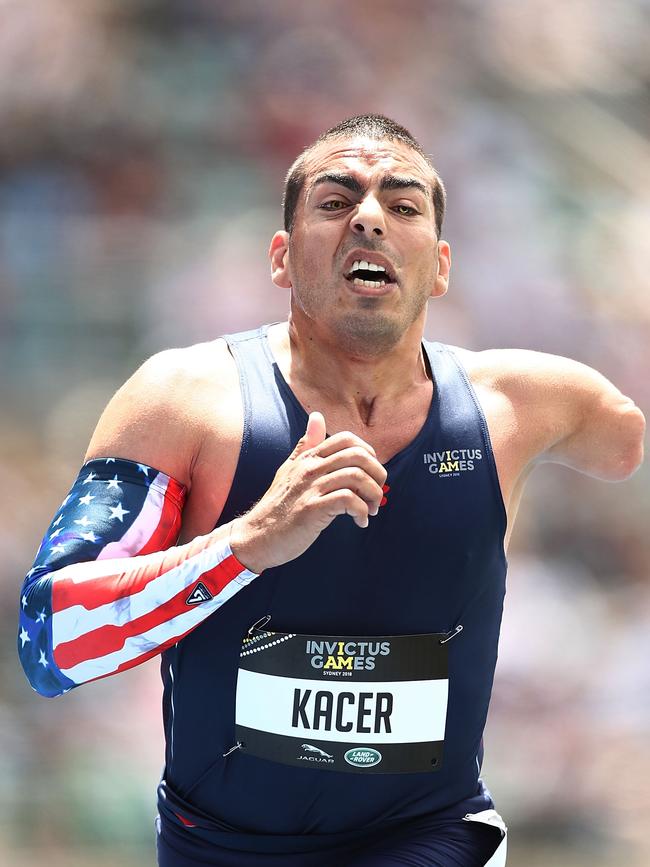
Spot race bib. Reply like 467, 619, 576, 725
234, 628, 450, 773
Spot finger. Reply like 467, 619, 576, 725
318, 447, 387, 487
318, 488, 370, 528
305, 411, 326, 447
293, 411, 327, 457
317, 467, 384, 512
315, 430, 377, 459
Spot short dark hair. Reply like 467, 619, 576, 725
282, 114, 446, 237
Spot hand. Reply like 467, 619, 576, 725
230, 412, 387, 573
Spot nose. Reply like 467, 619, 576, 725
350, 195, 386, 238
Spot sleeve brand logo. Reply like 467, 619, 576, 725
185, 582, 214, 605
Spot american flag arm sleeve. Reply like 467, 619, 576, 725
18, 457, 258, 697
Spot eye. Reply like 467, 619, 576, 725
319, 199, 348, 211
394, 204, 418, 216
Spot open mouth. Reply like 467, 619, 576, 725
345, 259, 396, 288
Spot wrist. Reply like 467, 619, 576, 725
229, 516, 269, 575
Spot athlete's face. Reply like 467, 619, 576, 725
269, 136, 450, 356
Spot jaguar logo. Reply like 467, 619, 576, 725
301, 743, 334, 759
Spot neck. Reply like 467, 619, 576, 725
274, 313, 431, 427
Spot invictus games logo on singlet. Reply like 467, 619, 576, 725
423, 448, 483, 476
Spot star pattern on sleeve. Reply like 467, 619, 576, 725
18, 457, 173, 696
109, 503, 130, 522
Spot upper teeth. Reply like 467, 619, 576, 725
351, 260, 386, 273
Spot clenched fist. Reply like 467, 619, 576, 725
230, 412, 387, 573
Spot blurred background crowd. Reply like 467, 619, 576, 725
1, 1, 649, 864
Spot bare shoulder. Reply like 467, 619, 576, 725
450, 344, 638, 420
85, 338, 240, 488
450, 344, 601, 392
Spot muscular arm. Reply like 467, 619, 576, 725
18, 346, 257, 697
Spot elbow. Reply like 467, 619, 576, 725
19, 574, 74, 697
18, 657, 66, 698
32, 684, 66, 700
17, 636, 73, 699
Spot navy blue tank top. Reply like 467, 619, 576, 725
158, 324, 507, 849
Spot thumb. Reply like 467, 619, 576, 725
295, 411, 326, 455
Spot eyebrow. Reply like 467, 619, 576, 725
380, 175, 429, 197
311, 172, 430, 199
312, 172, 364, 195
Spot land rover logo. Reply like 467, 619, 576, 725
344, 748, 382, 768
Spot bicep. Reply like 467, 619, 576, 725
84, 351, 201, 488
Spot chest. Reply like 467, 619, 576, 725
181, 343, 516, 543
290, 385, 435, 466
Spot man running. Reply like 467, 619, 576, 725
18, 115, 645, 866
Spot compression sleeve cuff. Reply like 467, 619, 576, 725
18, 457, 258, 697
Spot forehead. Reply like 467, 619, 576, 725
303, 136, 434, 187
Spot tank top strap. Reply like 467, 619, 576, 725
220, 325, 303, 523
423, 339, 507, 535
423, 340, 473, 416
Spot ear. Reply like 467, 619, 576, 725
431, 240, 451, 298
269, 231, 292, 289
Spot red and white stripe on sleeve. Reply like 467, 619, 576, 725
19, 457, 258, 696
